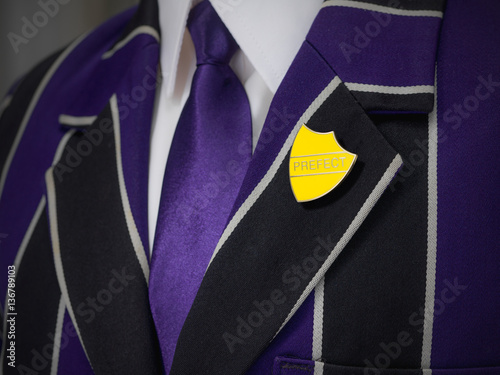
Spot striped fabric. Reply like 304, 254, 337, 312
1, 0, 499, 374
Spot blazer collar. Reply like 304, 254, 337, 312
309, 0, 445, 113
156, 0, 323, 96
110, 0, 445, 116
152, 0, 445, 110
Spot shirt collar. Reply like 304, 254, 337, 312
158, 0, 323, 97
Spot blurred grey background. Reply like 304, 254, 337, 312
0, 0, 139, 98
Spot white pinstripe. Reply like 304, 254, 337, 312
0, 96, 12, 117
110, 95, 150, 282
50, 297, 66, 375
314, 360, 324, 375
323, 0, 443, 18
58, 114, 97, 127
102, 26, 160, 59
345, 82, 435, 95
420, 69, 439, 370
46, 131, 92, 367
312, 277, 325, 361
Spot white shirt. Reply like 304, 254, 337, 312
148, 0, 323, 253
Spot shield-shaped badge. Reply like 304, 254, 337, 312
289, 124, 357, 202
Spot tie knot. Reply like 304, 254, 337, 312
187, 1, 239, 65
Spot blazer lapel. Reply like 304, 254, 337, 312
45, 1, 163, 373
170, 1, 445, 374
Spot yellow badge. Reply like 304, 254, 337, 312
289, 124, 357, 202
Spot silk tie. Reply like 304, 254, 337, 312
149, 1, 252, 372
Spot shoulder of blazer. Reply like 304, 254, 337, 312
0, 0, 160, 306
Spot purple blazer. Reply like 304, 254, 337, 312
0, 0, 499, 374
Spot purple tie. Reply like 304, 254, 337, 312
149, 1, 252, 372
